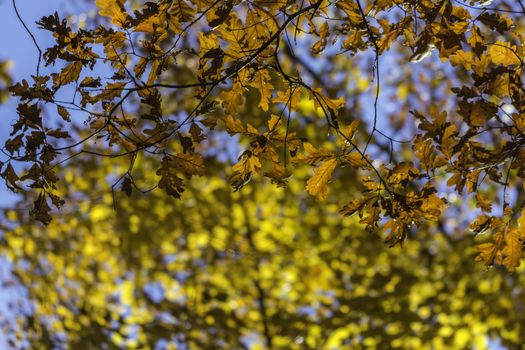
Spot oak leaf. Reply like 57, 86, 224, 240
306, 158, 337, 200
488, 42, 521, 66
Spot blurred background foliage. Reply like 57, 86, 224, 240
1, 143, 525, 349
0, 59, 12, 104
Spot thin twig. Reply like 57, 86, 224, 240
12, 0, 42, 76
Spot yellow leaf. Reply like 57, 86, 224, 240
264, 162, 291, 187
95, 0, 128, 27
245, 10, 270, 45
441, 124, 458, 159
135, 15, 161, 34
419, 194, 446, 221
475, 192, 492, 212
502, 228, 522, 272
249, 70, 273, 112
466, 169, 481, 193
273, 87, 302, 111
468, 26, 483, 49
311, 88, 345, 115
246, 123, 259, 136
344, 153, 368, 168
473, 54, 490, 76
53, 61, 82, 88
230, 153, 261, 191
223, 116, 244, 135
168, 0, 193, 31
147, 59, 161, 85
488, 42, 521, 66
135, 2, 171, 33
172, 153, 205, 177
475, 242, 497, 265
220, 83, 245, 115
91, 82, 127, 102
233, 154, 261, 175
476, 231, 504, 266
449, 50, 474, 70
303, 142, 317, 154
295, 143, 333, 165
518, 208, 525, 241
488, 73, 511, 98
306, 158, 337, 200
267, 114, 281, 130
312, 22, 329, 54
341, 120, 360, 140
198, 32, 220, 53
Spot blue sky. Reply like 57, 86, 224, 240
0, 0, 62, 207
0, 2, 59, 347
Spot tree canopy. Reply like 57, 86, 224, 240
1, 0, 525, 348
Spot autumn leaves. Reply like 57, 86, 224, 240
2, 0, 525, 271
